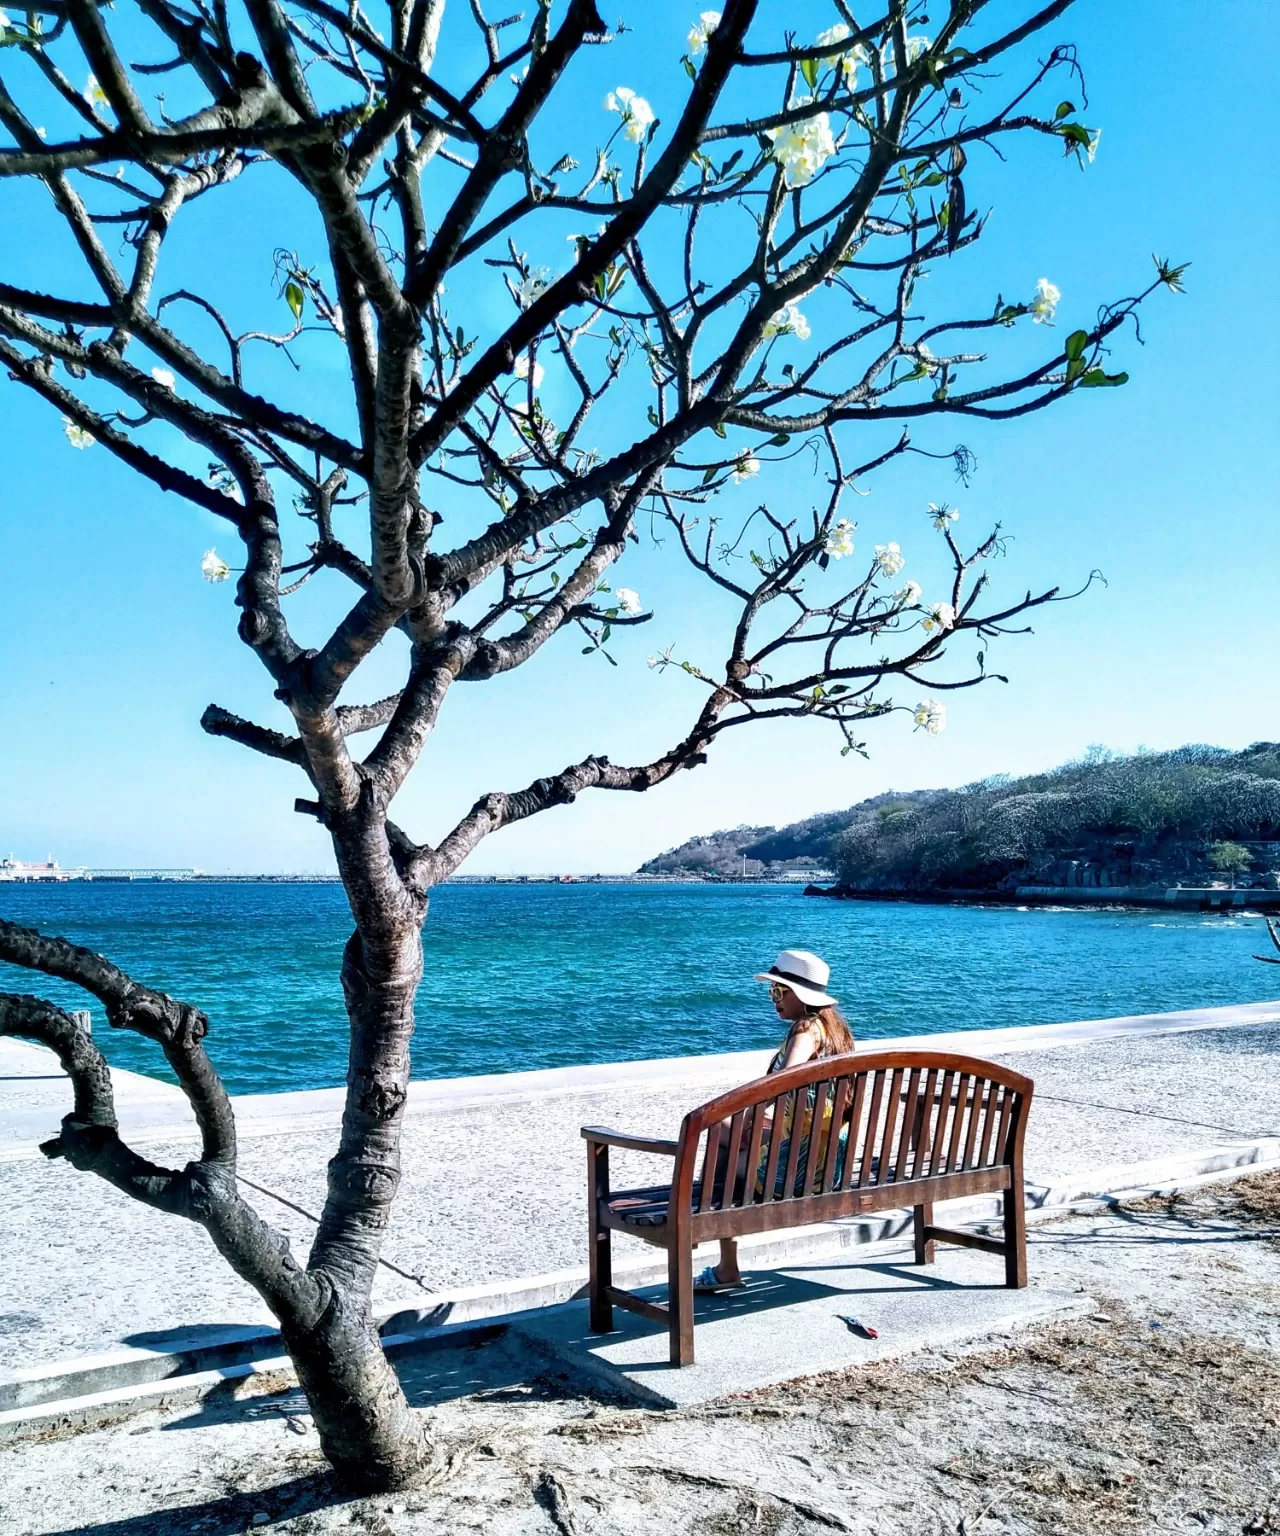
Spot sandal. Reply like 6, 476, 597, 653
693, 1265, 745, 1293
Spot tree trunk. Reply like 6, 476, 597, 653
284, 909, 429, 1490
281, 1290, 428, 1491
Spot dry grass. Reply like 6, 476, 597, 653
690, 1300, 1279, 1533
1124, 1165, 1280, 1245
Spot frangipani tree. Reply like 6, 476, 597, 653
0, 0, 1180, 1489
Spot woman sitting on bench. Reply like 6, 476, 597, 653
695, 949, 855, 1292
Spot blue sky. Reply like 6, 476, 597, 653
2, 0, 1277, 875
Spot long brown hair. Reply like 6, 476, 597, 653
791, 1004, 855, 1056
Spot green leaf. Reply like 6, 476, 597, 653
702, 466, 719, 485
1066, 355, 1088, 383
1064, 329, 1089, 362
1077, 369, 1129, 388
582, 645, 594, 654
919, 172, 945, 187
683, 55, 696, 80
712, 422, 727, 439
769, 433, 790, 446
840, 746, 852, 757
550, 571, 560, 587
800, 55, 819, 90
937, 200, 950, 231
284, 281, 305, 320
1054, 100, 1076, 120
601, 625, 612, 643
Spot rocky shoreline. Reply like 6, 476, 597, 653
804, 882, 1280, 912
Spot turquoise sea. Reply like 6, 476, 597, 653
1, 882, 1276, 1096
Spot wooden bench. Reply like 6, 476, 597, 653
583, 1049, 1034, 1366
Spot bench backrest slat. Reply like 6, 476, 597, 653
681, 1049, 1034, 1219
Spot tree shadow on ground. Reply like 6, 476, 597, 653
37, 1471, 354, 1536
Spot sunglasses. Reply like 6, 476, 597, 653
769, 981, 791, 1001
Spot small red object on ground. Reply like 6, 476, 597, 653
838, 1314, 879, 1339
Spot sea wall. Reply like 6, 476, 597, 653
807, 883, 1280, 911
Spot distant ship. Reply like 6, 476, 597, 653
0, 855, 83, 882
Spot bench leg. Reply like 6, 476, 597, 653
1003, 1182, 1027, 1289
668, 1234, 695, 1366
717, 1238, 741, 1285
587, 1142, 613, 1333
913, 1201, 935, 1265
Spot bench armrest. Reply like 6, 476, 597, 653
581, 1125, 679, 1156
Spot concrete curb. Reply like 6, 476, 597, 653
3, 1133, 1276, 1443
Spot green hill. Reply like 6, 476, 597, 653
637, 744, 1280, 891
831, 743, 1280, 893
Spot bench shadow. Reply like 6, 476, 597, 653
562, 1258, 983, 1375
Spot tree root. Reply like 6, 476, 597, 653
623, 1462, 854, 1531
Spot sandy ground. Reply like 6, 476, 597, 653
2, 1171, 1278, 1536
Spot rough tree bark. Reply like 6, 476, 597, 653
0, 0, 1180, 1490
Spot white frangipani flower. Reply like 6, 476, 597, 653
151, 367, 175, 388
687, 11, 720, 55
201, 548, 231, 583
922, 601, 956, 634
766, 99, 836, 188
763, 300, 811, 341
605, 87, 656, 144
874, 541, 905, 577
615, 587, 642, 615
0, 10, 11, 38
913, 697, 946, 734
84, 73, 109, 108
61, 416, 94, 449
904, 34, 931, 64
929, 502, 959, 530
815, 23, 869, 86
898, 579, 923, 605
515, 267, 552, 308
1029, 277, 1060, 324
824, 518, 856, 559
732, 454, 760, 481
512, 353, 544, 389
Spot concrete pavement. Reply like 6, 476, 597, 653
2, 1000, 1278, 1389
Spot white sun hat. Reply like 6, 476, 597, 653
753, 949, 838, 1009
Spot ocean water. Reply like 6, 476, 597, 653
0, 882, 1276, 1096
